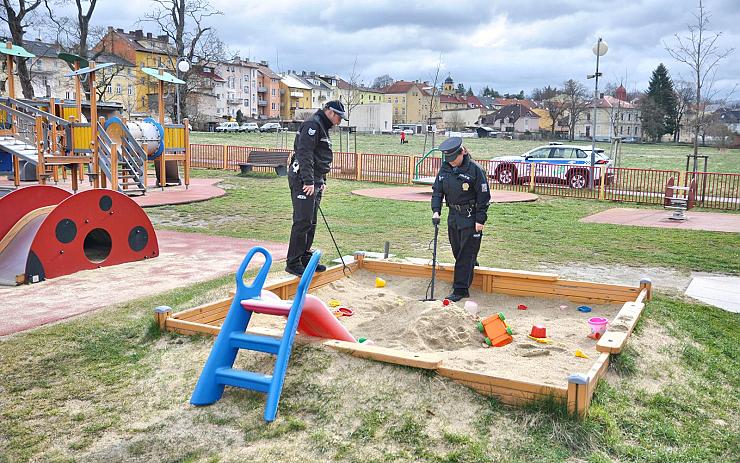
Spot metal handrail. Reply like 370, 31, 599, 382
413, 148, 440, 179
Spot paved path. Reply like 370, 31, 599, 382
351, 186, 538, 203
0, 177, 226, 207
0, 230, 287, 336
685, 274, 740, 313
580, 207, 740, 233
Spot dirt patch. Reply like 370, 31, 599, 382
305, 271, 623, 387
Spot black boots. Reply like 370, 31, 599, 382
284, 263, 306, 277
301, 253, 326, 272
445, 290, 470, 302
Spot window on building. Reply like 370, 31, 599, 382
107, 84, 112, 93
116, 84, 122, 94
272, 102, 276, 110
627, 113, 631, 121
128, 85, 133, 96
271, 88, 276, 96
586, 113, 591, 121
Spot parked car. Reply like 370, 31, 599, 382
215, 122, 240, 133
488, 143, 614, 189
259, 122, 283, 132
239, 122, 259, 133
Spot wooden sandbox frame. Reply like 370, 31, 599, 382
156, 254, 651, 418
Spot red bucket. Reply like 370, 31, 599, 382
530, 324, 546, 338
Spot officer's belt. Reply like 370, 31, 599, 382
447, 201, 476, 211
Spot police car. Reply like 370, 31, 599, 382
488, 143, 613, 189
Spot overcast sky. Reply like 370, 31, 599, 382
21, 0, 740, 98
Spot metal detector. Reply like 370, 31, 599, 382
318, 204, 350, 276
421, 216, 440, 301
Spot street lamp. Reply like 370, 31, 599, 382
175, 57, 190, 123
587, 38, 607, 189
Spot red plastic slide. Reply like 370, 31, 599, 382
259, 291, 355, 342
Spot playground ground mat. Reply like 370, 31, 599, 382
158, 254, 650, 418
580, 207, 740, 233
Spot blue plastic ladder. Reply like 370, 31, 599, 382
190, 246, 322, 422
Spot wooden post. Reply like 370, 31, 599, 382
183, 117, 190, 189
529, 164, 536, 193
598, 165, 607, 200
407, 155, 414, 184
89, 62, 99, 188
110, 142, 118, 191
6, 43, 15, 99
353, 252, 365, 268
355, 152, 362, 181
12, 151, 19, 187
222, 144, 228, 170
158, 78, 165, 190
154, 306, 173, 330
639, 278, 652, 301
74, 61, 82, 120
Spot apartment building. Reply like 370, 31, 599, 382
381, 80, 441, 125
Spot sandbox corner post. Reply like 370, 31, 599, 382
639, 278, 652, 301
567, 373, 589, 418
154, 305, 173, 330
354, 252, 365, 268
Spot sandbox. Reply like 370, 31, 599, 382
157, 255, 649, 417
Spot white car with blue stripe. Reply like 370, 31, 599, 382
489, 143, 613, 189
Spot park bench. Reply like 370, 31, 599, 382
664, 176, 697, 221
238, 150, 290, 176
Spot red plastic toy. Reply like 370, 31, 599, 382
476, 312, 513, 347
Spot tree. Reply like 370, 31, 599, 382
456, 83, 465, 95
640, 96, 667, 142
666, 0, 735, 169
142, 0, 226, 121
446, 111, 465, 131
466, 86, 473, 97
371, 74, 393, 89
236, 108, 243, 124
561, 79, 589, 141
515, 90, 525, 100
543, 99, 566, 135
480, 86, 501, 98
531, 85, 559, 101
1, 0, 42, 98
644, 63, 678, 140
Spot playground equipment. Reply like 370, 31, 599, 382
587, 317, 609, 340
664, 176, 697, 221
191, 247, 355, 422
0, 42, 190, 196
0, 185, 158, 285
476, 312, 513, 347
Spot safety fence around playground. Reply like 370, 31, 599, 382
190, 144, 740, 210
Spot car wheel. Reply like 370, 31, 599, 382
567, 170, 588, 189
496, 165, 517, 184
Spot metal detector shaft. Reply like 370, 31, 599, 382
318, 204, 349, 275
430, 221, 439, 300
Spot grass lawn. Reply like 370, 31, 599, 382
191, 131, 740, 174
1, 170, 738, 462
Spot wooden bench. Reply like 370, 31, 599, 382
238, 150, 290, 176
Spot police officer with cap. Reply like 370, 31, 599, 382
431, 137, 491, 301
285, 100, 348, 276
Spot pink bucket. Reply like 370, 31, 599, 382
588, 317, 609, 336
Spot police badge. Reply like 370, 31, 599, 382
462, 183, 469, 191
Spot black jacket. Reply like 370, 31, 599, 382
431, 155, 491, 228
291, 110, 334, 185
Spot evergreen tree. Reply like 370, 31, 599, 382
466, 86, 474, 96
236, 109, 244, 124
516, 90, 525, 100
456, 83, 466, 94
645, 63, 678, 139
640, 97, 666, 142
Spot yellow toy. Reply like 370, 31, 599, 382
575, 349, 590, 359
375, 277, 386, 288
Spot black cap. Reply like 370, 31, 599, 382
325, 100, 349, 121
439, 137, 463, 162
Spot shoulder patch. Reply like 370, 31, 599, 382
481, 183, 488, 192
307, 128, 316, 136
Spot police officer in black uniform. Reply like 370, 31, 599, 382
431, 137, 491, 302
285, 100, 348, 276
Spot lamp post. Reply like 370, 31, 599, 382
176, 57, 190, 123
587, 38, 607, 189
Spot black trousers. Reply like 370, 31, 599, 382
448, 225, 482, 293
287, 174, 323, 267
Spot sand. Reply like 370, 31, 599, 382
301, 270, 624, 388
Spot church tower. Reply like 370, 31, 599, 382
442, 75, 455, 95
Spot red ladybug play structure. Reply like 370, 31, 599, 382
476, 312, 513, 347
0, 185, 158, 285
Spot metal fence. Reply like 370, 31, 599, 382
190, 143, 740, 210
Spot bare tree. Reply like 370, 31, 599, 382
672, 80, 695, 142
665, 0, 734, 169
1, 0, 42, 98
422, 52, 442, 155
371, 73, 393, 89
543, 98, 566, 135
142, 0, 225, 121
445, 111, 465, 131
561, 79, 589, 141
